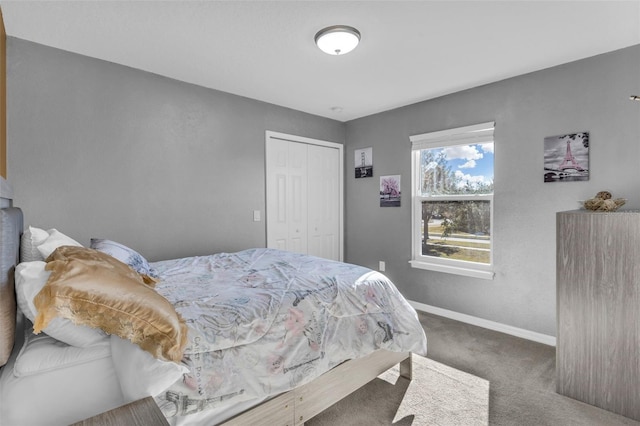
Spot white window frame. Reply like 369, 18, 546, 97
409, 122, 495, 280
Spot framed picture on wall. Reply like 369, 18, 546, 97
543, 132, 589, 182
380, 175, 401, 207
354, 147, 373, 178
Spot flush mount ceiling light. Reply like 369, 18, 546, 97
315, 25, 361, 55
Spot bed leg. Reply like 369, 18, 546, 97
399, 353, 413, 381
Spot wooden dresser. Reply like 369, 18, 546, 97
556, 210, 640, 421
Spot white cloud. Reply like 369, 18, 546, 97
479, 143, 494, 154
444, 145, 483, 161
459, 160, 476, 169
454, 170, 489, 188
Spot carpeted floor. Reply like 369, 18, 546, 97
306, 353, 489, 426
307, 311, 640, 425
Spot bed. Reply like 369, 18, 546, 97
0, 204, 427, 425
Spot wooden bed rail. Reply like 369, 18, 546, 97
221, 350, 412, 426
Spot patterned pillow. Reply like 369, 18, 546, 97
90, 238, 158, 279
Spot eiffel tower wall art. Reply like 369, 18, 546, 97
543, 132, 590, 183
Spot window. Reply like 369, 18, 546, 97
410, 122, 495, 279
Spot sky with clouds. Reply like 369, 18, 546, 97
441, 143, 494, 188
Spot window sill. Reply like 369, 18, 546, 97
409, 260, 495, 280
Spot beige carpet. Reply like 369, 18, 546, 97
306, 354, 489, 425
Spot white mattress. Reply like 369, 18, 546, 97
0, 318, 125, 426
0, 317, 270, 426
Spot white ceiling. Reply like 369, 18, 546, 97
1, 1, 639, 122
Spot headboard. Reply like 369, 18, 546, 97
0, 207, 23, 366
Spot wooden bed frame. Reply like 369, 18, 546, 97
0, 205, 414, 425
221, 350, 412, 425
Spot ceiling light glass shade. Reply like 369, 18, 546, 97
315, 25, 361, 55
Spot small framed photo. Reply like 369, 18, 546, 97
544, 132, 589, 182
380, 175, 401, 207
355, 147, 373, 178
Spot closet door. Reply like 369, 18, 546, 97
266, 138, 308, 254
266, 132, 343, 261
307, 144, 340, 260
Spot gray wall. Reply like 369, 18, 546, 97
344, 44, 640, 337
7, 36, 640, 338
6, 38, 345, 262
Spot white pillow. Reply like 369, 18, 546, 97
111, 334, 188, 401
20, 226, 50, 262
15, 261, 107, 348
14, 322, 111, 377
36, 229, 83, 259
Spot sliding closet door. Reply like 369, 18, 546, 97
266, 132, 343, 261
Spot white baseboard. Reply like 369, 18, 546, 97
409, 300, 557, 347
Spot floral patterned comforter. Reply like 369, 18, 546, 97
150, 248, 427, 422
